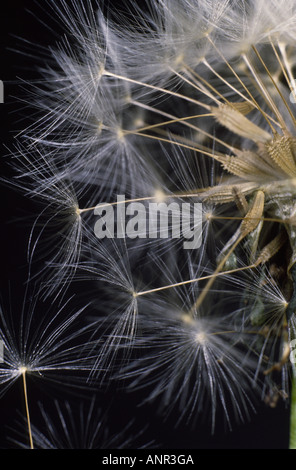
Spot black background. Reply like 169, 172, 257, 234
0, 0, 291, 450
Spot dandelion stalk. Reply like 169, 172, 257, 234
290, 371, 296, 449
21, 368, 34, 450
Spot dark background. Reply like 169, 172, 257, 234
0, 0, 291, 450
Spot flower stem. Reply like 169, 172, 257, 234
290, 370, 296, 449
22, 370, 34, 449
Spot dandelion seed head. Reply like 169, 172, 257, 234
154, 188, 167, 203
194, 330, 207, 345
116, 127, 125, 142
6, 0, 296, 445
204, 210, 213, 222
97, 121, 104, 134
18, 366, 29, 375
98, 64, 105, 79
0, 288, 100, 399
180, 313, 195, 325
75, 206, 82, 217
133, 117, 145, 128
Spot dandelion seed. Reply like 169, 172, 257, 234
0, 283, 101, 447
116, 293, 261, 432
